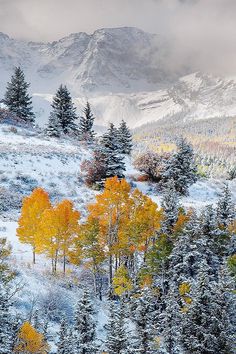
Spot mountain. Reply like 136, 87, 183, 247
33, 72, 236, 128
1, 28, 236, 128
0, 27, 177, 96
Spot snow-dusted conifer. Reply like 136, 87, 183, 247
106, 302, 128, 354
161, 179, 179, 235
161, 287, 182, 354
217, 184, 235, 228
78, 102, 95, 143
0, 283, 15, 353
163, 137, 197, 195
73, 289, 98, 354
180, 261, 235, 354
131, 288, 159, 354
57, 317, 71, 354
168, 212, 203, 285
46, 112, 61, 137
50, 85, 77, 135
101, 123, 125, 178
4, 67, 35, 123
199, 205, 224, 265
117, 120, 132, 155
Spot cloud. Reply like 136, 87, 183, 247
0, 0, 236, 75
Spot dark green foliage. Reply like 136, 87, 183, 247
4, 67, 35, 123
78, 102, 95, 143
47, 85, 77, 136
117, 120, 132, 155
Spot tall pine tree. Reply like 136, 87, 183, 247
101, 123, 125, 178
117, 120, 132, 155
73, 289, 98, 354
4, 67, 35, 123
57, 317, 71, 354
78, 102, 95, 143
0, 283, 15, 353
106, 302, 128, 354
163, 137, 197, 195
47, 85, 77, 136
180, 261, 235, 354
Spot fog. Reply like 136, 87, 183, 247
0, 0, 236, 75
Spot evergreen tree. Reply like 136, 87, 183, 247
49, 85, 77, 135
46, 112, 60, 137
101, 123, 125, 178
168, 213, 203, 285
57, 317, 71, 354
199, 205, 225, 265
73, 289, 98, 354
106, 302, 128, 354
117, 120, 132, 155
180, 261, 235, 354
0, 283, 15, 353
130, 288, 159, 354
163, 137, 197, 195
161, 179, 180, 235
78, 102, 95, 143
4, 66, 35, 123
217, 184, 235, 229
161, 288, 182, 354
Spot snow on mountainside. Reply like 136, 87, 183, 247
0, 27, 175, 96
33, 72, 236, 128
1, 28, 236, 128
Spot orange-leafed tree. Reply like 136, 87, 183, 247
17, 188, 51, 264
126, 189, 162, 260
14, 322, 49, 354
37, 200, 80, 273
88, 176, 131, 288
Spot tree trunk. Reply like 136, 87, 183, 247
33, 248, 36, 264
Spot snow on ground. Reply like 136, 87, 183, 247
0, 127, 235, 351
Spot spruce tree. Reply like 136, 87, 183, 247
161, 288, 182, 354
101, 123, 125, 178
180, 261, 235, 354
117, 120, 132, 155
106, 302, 128, 354
57, 317, 71, 354
49, 85, 77, 135
168, 213, 203, 285
73, 289, 98, 354
46, 112, 61, 137
0, 283, 15, 353
217, 184, 235, 229
78, 102, 95, 143
161, 179, 180, 235
4, 66, 35, 123
163, 137, 197, 195
199, 205, 224, 267
130, 288, 159, 354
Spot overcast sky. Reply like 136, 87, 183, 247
0, 0, 236, 75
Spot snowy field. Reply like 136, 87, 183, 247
0, 124, 235, 350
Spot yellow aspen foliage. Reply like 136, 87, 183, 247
37, 200, 80, 273
124, 189, 162, 255
179, 282, 192, 310
15, 322, 49, 354
179, 282, 191, 296
173, 209, 192, 235
88, 177, 131, 284
17, 188, 51, 264
113, 265, 133, 296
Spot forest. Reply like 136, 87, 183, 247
0, 67, 235, 354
